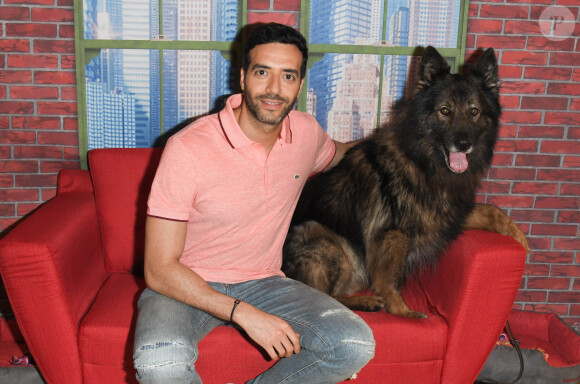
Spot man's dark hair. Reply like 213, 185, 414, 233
242, 23, 308, 80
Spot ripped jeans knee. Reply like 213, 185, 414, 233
133, 339, 199, 384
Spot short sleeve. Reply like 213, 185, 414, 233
312, 122, 336, 173
147, 137, 198, 221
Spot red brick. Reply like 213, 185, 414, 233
0, 160, 38, 173
535, 196, 579, 210
15, 174, 58, 188
17, 202, 42, 216
37, 101, 77, 115
12, 116, 61, 130
525, 66, 572, 81
59, 24, 74, 39
532, 224, 577, 236
247, 0, 269, 10
476, 35, 526, 49
11, 85, 59, 99
247, 12, 297, 28
63, 117, 78, 130
516, 154, 562, 168
528, 36, 576, 52
0, 130, 36, 144
480, 5, 529, 19
516, 290, 547, 302
61, 86, 76, 100
494, 139, 538, 153
545, 112, 580, 125
274, 0, 299, 11
0, 204, 16, 217
548, 82, 580, 96
487, 194, 534, 208
528, 236, 552, 251
528, 277, 571, 290
504, 20, 541, 35
511, 182, 559, 195
563, 156, 580, 168
6, 23, 57, 37
488, 167, 536, 180
501, 81, 546, 95
531, 251, 574, 264
0, 174, 14, 187
537, 169, 580, 182
0, 117, 9, 129
519, 125, 564, 139
477, 180, 511, 194
497, 124, 518, 138
510, 209, 555, 223
521, 96, 568, 110
498, 65, 523, 80
526, 304, 569, 315
0, 6, 30, 20
555, 237, 580, 251
569, 127, 580, 139
61, 55, 75, 69
42, 188, 57, 201
33, 39, 74, 54
0, 39, 30, 53
549, 291, 580, 303
501, 50, 548, 66
550, 52, 580, 66
490, 153, 514, 166
37, 131, 78, 146
7, 54, 58, 68
540, 140, 578, 154
0, 70, 32, 84
561, 183, 580, 196
502, 110, 543, 124
559, 210, 580, 224
0, 86, 5, 100
5, 0, 54, 4
571, 99, 580, 111
40, 160, 80, 173
34, 70, 76, 84
0, 188, 39, 202
469, 19, 503, 34
14, 145, 63, 159
31, 7, 73, 22
0, 101, 34, 114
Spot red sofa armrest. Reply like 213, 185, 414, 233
0, 169, 108, 384
419, 230, 526, 384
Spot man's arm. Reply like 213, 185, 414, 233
324, 139, 359, 171
144, 216, 300, 360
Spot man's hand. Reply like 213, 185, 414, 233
233, 302, 301, 361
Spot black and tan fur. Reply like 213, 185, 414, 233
283, 47, 529, 318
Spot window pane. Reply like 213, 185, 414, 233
309, 0, 461, 48
163, 0, 238, 41
380, 55, 421, 125
83, 0, 239, 41
307, 54, 381, 141
85, 49, 161, 149
84, 0, 158, 40
163, 50, 236, 133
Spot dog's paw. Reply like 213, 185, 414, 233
355, 296, 387, 312
399, 310, 428, 319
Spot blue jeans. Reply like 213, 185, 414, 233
133, 276, 375, 384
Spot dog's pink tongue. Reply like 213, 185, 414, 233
449, 152, 468, 173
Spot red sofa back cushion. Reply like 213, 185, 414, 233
88, 148, 163, 273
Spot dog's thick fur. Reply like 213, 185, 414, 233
283, 47, 529, 318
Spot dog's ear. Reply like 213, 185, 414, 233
473, 48, 500, 95
416, 46, 450, 92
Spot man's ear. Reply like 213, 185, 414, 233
239, 68, 246, 91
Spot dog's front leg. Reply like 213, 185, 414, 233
464, 204, 530, 252
367, 230, 427, 319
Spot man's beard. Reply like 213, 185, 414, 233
244, 89, 296, 126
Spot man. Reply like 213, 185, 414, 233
133, 23, 375, 384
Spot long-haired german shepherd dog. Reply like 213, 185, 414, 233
283, 46, 529, 318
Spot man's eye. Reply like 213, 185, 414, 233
284, 74, 296, 81
256, 70, 267, 76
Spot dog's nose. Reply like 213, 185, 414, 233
454, 138, 472, 152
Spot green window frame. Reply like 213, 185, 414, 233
74, 0, 470, 169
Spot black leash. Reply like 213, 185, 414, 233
475, 320, 524, 384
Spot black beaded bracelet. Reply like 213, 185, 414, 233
230, 298, 242, 322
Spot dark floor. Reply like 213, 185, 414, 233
0, 366, 45, 384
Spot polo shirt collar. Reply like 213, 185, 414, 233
219, 93, 293, 149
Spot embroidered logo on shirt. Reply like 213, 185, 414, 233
294, 174, 300, 180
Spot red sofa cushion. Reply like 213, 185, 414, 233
78, 274, 446, 382
88, 148, 163, 273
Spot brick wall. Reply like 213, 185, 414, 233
0, 0, 578, 330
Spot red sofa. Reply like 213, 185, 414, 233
0, 148, 526, 384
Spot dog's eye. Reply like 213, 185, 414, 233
440, 107, 451, 116
470, 107, 479, 116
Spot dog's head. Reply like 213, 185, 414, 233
414, 46, 500, 174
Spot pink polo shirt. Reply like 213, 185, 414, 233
147, 94, 335, 283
